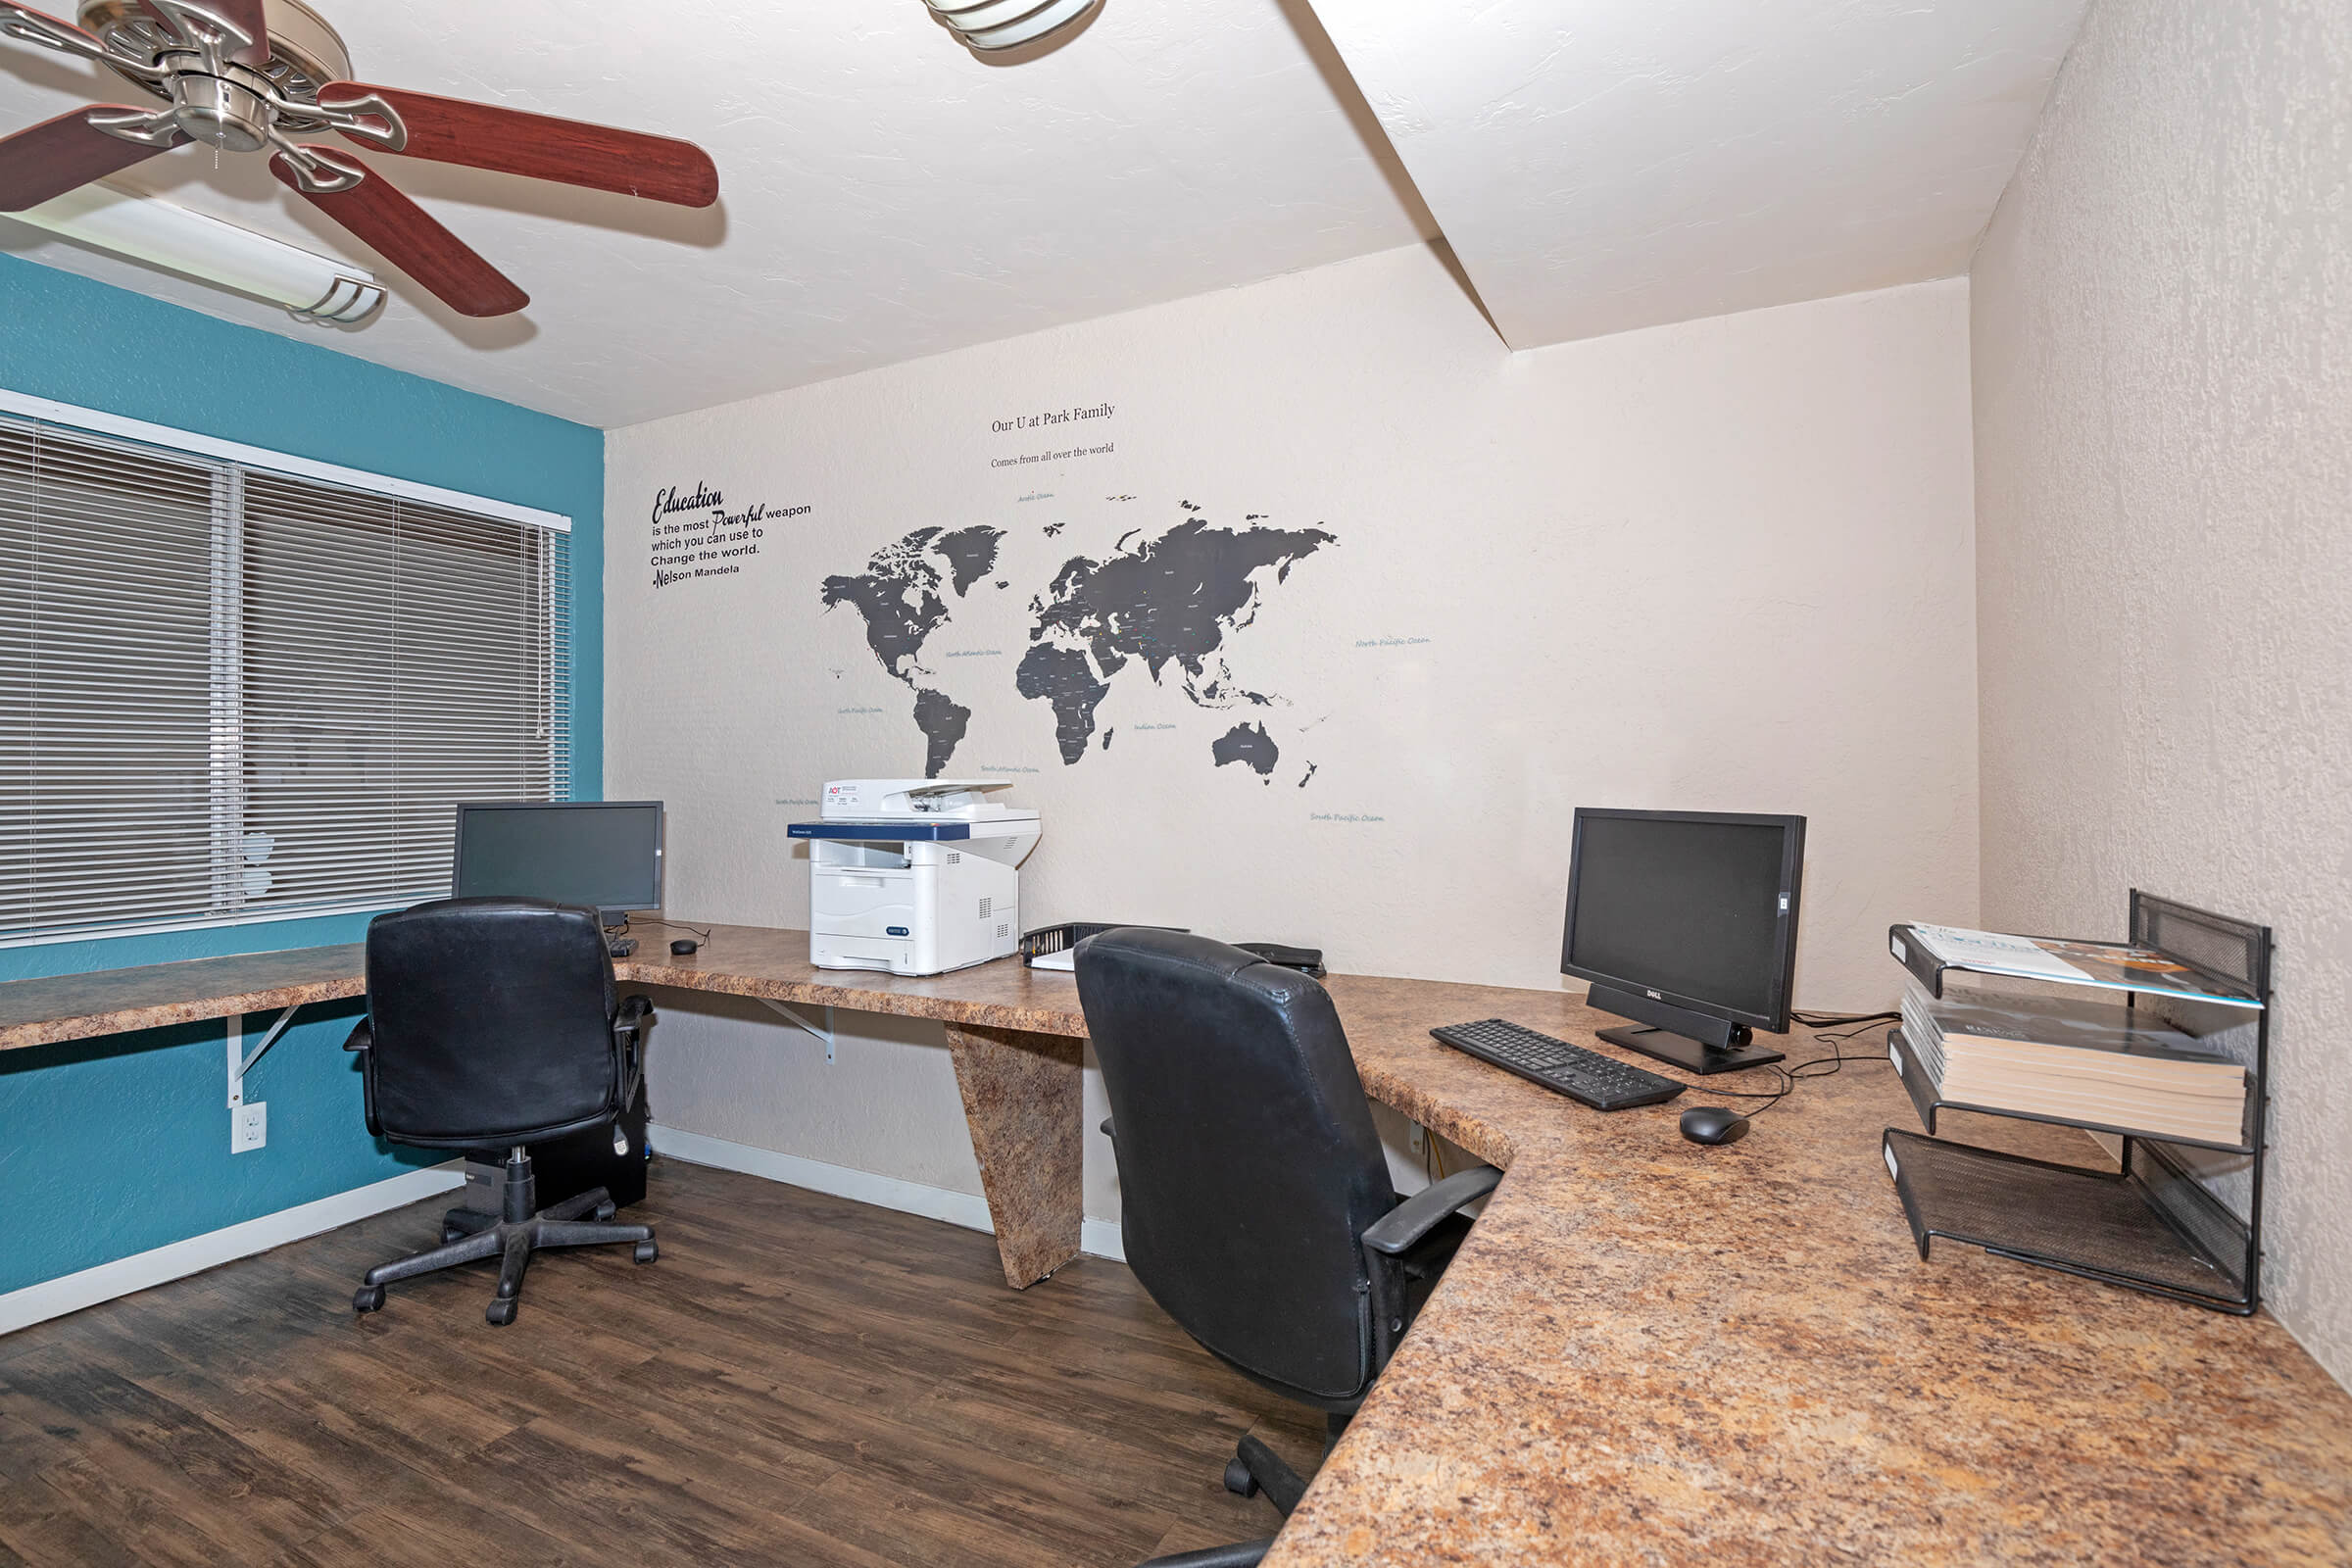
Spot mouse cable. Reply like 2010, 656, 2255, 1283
1750, 1019, 1898, 1118
617, 915, 714, 943
1685, 1019, 1896, 1119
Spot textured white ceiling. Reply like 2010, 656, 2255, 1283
1302, 0, 2091, 348
0, 0, 1433, 426
0, 0, 2090, 426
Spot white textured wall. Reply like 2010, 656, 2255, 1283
608, 245, 1981, 1227
1972, 0, 2352, 1382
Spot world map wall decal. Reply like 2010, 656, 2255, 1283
820, 502, 1336, 782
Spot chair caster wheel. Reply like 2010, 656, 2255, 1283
485, 1298, 517, 1327
353, 1285, 385, 1314
633, 1240, 659, 1264
1224, 1458, 1258, 1497
593, 1200, 617, 1222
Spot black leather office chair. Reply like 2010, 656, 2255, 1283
1076, 930, 1501, 1568
344, 897, 660, 1326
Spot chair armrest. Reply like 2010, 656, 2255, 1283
614, 995, 654, 1102
1362, 1164, 1502, 1256
344, 1016, 381, 1138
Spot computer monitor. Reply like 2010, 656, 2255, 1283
452, 801, 664, 926
1560, 807, 1805, 1075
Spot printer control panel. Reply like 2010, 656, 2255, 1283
821, 778, 1027, 820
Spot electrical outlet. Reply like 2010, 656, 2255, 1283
1407, 1121, 1427, 1155
232, 1100, 267, 1153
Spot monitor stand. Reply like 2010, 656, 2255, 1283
600, 909, 640, 959
1598, 1024, 1786, 1076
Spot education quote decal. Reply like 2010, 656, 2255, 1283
649, 480, 810, 590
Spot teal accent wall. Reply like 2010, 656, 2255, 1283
0, 255, 604, 1298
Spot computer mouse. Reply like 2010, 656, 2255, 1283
1679, 1105, 1750, 1146
669, 938, 700, 956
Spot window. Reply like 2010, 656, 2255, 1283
0, 406, 570, 945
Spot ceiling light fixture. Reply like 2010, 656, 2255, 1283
9, 177, 382, 322
925, 0, 1101, 53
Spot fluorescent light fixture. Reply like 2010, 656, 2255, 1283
7, 180, 383, 325
926, 0, 1101, 52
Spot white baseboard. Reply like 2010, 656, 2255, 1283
1081, 1217, 1124, 1261
650, 1123, 1125, 1263
0, 1161, 466, 1337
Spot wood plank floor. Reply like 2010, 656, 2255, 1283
0, 1159, 1324, 1567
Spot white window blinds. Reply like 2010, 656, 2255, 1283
0, 413, 569, 945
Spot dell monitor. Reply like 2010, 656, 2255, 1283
1560, 808, 1805, 1075
452, 801, 664, 927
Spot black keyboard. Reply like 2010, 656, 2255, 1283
1430, 1018, 1687, 1111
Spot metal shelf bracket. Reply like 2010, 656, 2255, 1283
226, 1003, 302, 1108
760, 998, 836, 1064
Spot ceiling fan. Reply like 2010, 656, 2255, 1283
0, 0, 719, 318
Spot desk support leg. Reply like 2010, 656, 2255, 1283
944, 1024, 1084, 1290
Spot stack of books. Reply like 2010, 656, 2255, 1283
1890, 922, 2253, 1148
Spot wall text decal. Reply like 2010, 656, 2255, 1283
648, 479, 811, 590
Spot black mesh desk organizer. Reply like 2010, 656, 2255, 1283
1882, 892, 2272, 1314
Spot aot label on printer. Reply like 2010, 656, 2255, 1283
888, 926, 909, 936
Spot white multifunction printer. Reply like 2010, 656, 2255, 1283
788, 779, 1042, 976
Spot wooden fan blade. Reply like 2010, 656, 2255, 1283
0, 106, 182, 212
318, 82, 719, 208
269, 148, 528, 318
137, 0, 267, 66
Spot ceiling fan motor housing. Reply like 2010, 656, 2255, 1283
77, 0, 352, 132
167, 57, 270, 150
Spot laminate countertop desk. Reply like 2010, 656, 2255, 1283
5, 925, 2350, 1564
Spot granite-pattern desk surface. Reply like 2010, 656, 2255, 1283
0, 921, 1073, 1054
0, 942, 368, 1052
1287, 973, 2352, 1566
5, 924, 2348, 1563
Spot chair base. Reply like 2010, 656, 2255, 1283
1141, 1415, 1348, 1567
1220, 1433, 1309, 1514
352, 1172, 654, 1326
1140, 1543, 1278, 1568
